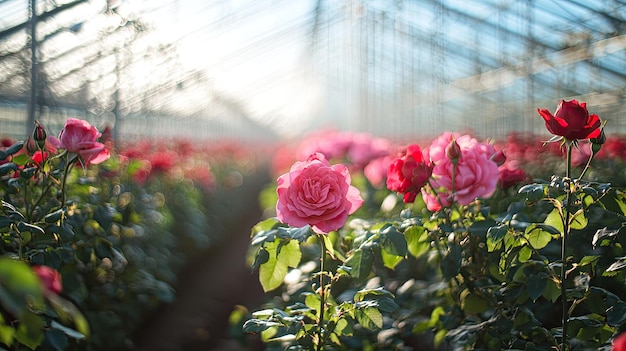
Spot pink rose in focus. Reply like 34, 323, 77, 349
386, 144, 433, 203
49, 118, 110, 166
421, 132, 499, 211
276, 153, 363, 234
32, 265, 62, 295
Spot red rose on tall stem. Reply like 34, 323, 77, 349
386, 144, 433, 203
537, 100, 602, 141
276, 153, 363, 234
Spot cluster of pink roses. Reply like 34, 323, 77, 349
273, 99, 610, 237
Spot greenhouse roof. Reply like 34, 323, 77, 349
0, 0, 625, 139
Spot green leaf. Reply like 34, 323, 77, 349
47, 295, 90, 337
355, 307, 383, 331
5, 141, 24, 156
380, 250, 403, 270
461, 291, 489, 314
569, 209, 588, 230
44, 209, 65, 224
242, 319, 281, 333
542, 278, 561, 303
606, 257, 626, 273
0, 314, 15, 346
544, 208, 564, 234
404, 226, 430, 258
94, 238, 114, 259
486, 225, 507, 252
277, 239, 301, 268
286, 226, 312, 242
17, 222, 45, 237
518, 246, 532, 262
380, 225, 407, 257
49, 321, 86, 340
252, 248, 270, 270
258, 240, 301, 292
0, 162, 17, 176
342, 248, 373, 281
527, 272, 548, 302
441, 244, 462, 281
592, 228, 621, 247
15, 310, 44, 350
607, 301, 626, 326
525, 224, 552, 250
0, 258, 44, 318
44, 329, 68, 351
468, 219, 497, 238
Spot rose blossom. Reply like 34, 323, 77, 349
537, 99, 601, 141
364, 155, 393, 189
276, 153, 363, 234
32, 265, 62, 295
421, 132, 499, 211
49, 118, 110, 166
613, 332, 626, 351
386, 144, 433, 203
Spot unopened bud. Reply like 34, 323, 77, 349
590, 127, 606, 154
491, 150, 506, 166
445, 139, 461, 163
25, 137, 38, 155
32, 121, 47, 149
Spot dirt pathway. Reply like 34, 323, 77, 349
134, 185, 267, 351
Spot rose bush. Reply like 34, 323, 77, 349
245, 100, 626, 351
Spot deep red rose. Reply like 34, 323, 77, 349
537, 100, 601, 140
386, 144, 433, 203
32, 265, 62, 295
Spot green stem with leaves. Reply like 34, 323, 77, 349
561, 143, 573, 350
317, 234, 326, 351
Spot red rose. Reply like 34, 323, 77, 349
537, 100, 601, 140
386, 144, 433, 203
498, 167, 527, 190
613, 332, 626, 351
276, 153, 363, 234
32, 265, 62, 295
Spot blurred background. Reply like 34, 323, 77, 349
1, 0, 625, 143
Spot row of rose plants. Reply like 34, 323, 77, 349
244, 100, 626, 350
0, 119, 268, 350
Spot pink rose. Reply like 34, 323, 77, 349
386, 144, 433, 203
276, 153, 363, 234
50, 118, 110, 166
32, 265, 62, 295
364, 156, 393, 189
421, 132, 499, 211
